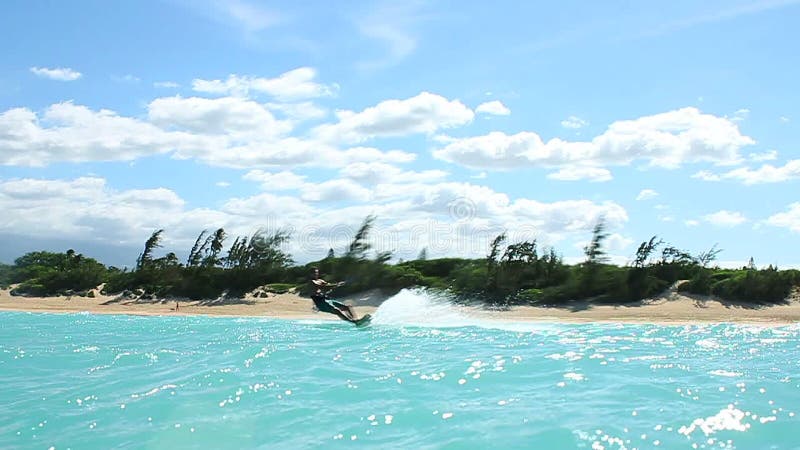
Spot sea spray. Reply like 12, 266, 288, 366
370, 288, 565, 333
371, 288, 481, 327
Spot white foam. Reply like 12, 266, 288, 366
370, 288, 565, 332
678, 405, 750, 437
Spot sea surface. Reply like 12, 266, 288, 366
1, 289, 798, 449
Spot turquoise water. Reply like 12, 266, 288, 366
1, 290, 799, 450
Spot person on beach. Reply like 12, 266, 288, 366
309, 268, 359, 323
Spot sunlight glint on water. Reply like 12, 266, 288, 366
1, 290, 798, 449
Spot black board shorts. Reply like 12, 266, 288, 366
311, 294, 342, 314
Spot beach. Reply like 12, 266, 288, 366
2, 286, 799, 324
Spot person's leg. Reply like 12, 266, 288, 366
331, 301, 357, 320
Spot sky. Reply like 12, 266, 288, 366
1, 0, 799, 268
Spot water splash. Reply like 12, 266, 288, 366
370, 288, 563, 333
371, 288, 481, 327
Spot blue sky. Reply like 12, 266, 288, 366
1, 0, 799, 267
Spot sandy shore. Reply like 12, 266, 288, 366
1, 285, 799, 325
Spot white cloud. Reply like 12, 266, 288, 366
471, 172, 487, 179
748, 150, 777, 162
434, 107, 753, 170
731, 108, 750, 122
243, 170, 307, 191
692, 170, 721, 181
266, 101, 327, 122
693, 160, 800, 185
780, 116, 790, 123
301, 179, 372, 202
0, 99, 419, 169
766, 203, 800, 233
684, 219, 700, 227
216, 181, 231, 188
29, 66, 82, 81
0, 102, 206, 166
475, 101, 511, 116
154, 81, 180, 88
0, 177, 204, 245
313, 92, 474, 143
703, 210, 747, 227
0, 174, 630, 262
547, 166, 612, 182
112, 74, 140, 83
636, 189, 659, 201
561, 115, 588, 129
340, 161, 447, 186
192, 67, 336, 100
147, 95, 291, 137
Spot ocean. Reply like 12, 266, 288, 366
1, 289, 798, 449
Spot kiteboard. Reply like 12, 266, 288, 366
354, 314, 372, 327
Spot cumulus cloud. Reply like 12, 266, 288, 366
561, 115, 588, 129
30, 66, 82, 81
0, 175, 629, 262
0, 102, 207, 166
300, 179, 372, 202
692, 170, 721, 182
475, 100, 511, 116
766, 203, 800, 233
692, 160, 800, 185
703, 210, 747, 227
243, 170, 307, 190
339, 161, 447, 186
313, 92, 474, 143
547, 166, 612, 182
434, 107, 754, 170
748, 150, 777, 162
192, 67, 336, 100
0, 99, 416, 169
636, 189, 659, 201
266, 101, 327, 122
147, 95, 291, 137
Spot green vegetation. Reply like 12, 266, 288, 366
1, 216, 798, 306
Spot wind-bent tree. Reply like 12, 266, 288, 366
187, 230, 208, 267
632, 236, 662, 268
136, 229, 164, 271
487, 232, 507, 290
346, 215, 375, 260
697, 244, 722, 268
203, 228, 226, 267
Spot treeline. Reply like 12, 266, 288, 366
1, 216, 798, 305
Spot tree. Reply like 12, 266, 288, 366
697, 244, 722, 268
202, 228, 226, 267
417, 247, 428, 261
583, 218, 608, 266
326, 248, 335, 259
346, 215, 375, 260
136, 229, 164, 271
187, 230, 208, 267
632, 236, 662, 268
487, 233, 507, 290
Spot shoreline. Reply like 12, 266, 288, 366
2, 287, 799, 325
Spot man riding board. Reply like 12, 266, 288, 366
309, 268, 360, 323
